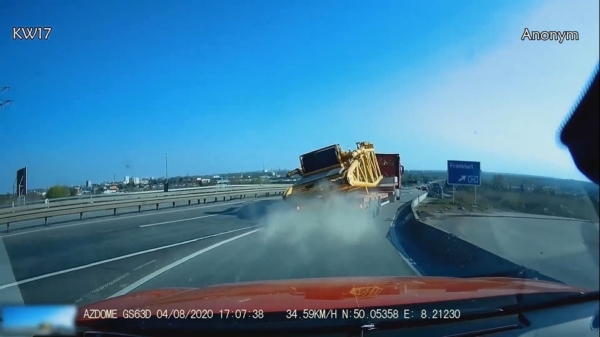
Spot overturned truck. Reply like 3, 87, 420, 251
282, 142, 404, 214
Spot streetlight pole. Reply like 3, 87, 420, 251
12, 179, 16, 209
164, 152, 169, 193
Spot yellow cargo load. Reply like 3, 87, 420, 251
283, 142, 385, 202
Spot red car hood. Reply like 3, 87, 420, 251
78, 276, 585, 321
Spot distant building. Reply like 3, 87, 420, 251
133, 177, 140, 185
124, 176, 130, 184
216, 179, 230, 187
86, 180, 92, 188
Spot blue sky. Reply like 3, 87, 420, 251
2, 304, 76, 330
1, 0, 598, 192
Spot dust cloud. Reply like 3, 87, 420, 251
255, 195, 378, 259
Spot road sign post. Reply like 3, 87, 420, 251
452, 185, 455, 204
447, 160, 481, 206
16, 167, 27, 207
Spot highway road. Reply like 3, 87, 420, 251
0, 190, 424, 306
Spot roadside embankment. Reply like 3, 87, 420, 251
387, 193, 565, 285
420, 209, 599, 290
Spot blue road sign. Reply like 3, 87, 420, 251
447, 160, 481, 186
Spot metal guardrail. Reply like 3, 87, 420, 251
0, 186, 286, 219
1, 187, 288, 229
9, 184, 289, 205
1, 186, 225, 207
0, 184, 291, 215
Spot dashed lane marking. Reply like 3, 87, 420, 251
139, 214, 222, 228
74, 259, 157, 304
0, 200, 251, 238
0, 226, 257, 290
110, 229, 260, 298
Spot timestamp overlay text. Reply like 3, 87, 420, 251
82, 308, 462, 321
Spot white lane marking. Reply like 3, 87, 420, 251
0, 239, 24, 304
381, 201, 390, 206
0, 226, 257, 290
395, 250, 422, 276
133, 260, 157, 271
388, 213, 423, 276
0, 198, 268, 238
75, 272, 130, 304
110, 229, 259, 298
139, 214, 222, 228
74, 259, 157, 304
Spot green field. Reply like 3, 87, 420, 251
417, 186, 599, 222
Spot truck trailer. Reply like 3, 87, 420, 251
374, 153, 404, 203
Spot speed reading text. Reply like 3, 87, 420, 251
286, 309, 402, 320
285, 308, 461, 320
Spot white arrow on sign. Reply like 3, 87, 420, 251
458, 175, 466, 182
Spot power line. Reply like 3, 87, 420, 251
0, 86, 11, 109
0, 100, 12, 109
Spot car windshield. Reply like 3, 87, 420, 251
0, 0, 598, 335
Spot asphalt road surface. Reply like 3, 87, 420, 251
0, 190, 423, 306
425, 212, 599, 290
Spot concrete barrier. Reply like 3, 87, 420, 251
387, 194, 563, 283
410, 192, 429, 210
